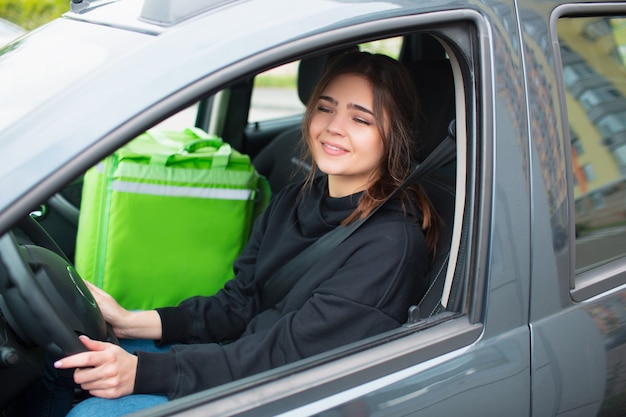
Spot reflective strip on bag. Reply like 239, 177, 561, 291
111, 180, 253, 200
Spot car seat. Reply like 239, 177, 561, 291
406, 59, 456, 162
403, 58, 458, 321
410, 121, 457, 321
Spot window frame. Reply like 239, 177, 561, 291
134, 11, 490, 416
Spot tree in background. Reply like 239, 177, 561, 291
1, 0, 68, 30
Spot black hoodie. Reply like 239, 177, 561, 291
134, 176, 428, 398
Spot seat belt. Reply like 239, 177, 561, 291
261, 121, 456, 309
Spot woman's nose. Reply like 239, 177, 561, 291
326, 113, 346, 135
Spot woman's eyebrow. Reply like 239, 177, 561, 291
348, 103, 374, 116
319, 95, 337, 105
319, 95, 374, 116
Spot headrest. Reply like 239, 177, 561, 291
297, 46, 358, 105
405, 59, 455, 161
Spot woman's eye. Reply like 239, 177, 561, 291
354, 117, 371, 126
317, 105, 332, 113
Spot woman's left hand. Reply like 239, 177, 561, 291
54, 335, 138, 399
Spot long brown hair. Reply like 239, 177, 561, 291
301, 51, 439, 256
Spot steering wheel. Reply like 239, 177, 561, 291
0, 215, 115, 359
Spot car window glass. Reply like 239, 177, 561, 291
152, 103, 199, 131
557, 16, 626, 274
359, 36, 402, 58
248, 61, 303, 123
247, 37, 403, 124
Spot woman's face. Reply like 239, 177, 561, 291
308, 73, 385, 197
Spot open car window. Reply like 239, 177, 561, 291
120, 22, 477, 414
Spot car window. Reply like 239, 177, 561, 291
248, 61, 303, 123
359, 36, 403, 58
153, 102, 199, 131
556, 16, 626, 275
154, 26, 478, 413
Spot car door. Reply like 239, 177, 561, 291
524, 2, 626, 416
138, 4, 536, 416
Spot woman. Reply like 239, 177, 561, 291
18, 51, 439, 416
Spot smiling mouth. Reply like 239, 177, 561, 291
322, 142, 348, 154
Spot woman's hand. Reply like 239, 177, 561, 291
85, 281, 129, 331
54, 335, 137, 399
85, 281, 163, 340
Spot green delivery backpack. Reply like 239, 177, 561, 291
75, 127, 270, 310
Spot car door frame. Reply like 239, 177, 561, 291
128, 7, 529, 417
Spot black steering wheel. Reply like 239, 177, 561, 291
0, 215, 115, 359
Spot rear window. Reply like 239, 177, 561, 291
556, 16, 626, 277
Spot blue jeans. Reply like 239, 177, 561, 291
66, 394, 168, 417
6, 339, 170, 417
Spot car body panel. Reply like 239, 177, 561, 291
0, 18, 25, 46
0, 0, 625, 415
518, 2, 626, 417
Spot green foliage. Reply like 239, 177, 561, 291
0, 0, 68, 30
254, 73, 297, 88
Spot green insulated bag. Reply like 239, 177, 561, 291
75, 127, 270, 310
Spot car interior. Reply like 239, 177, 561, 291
35, 33, 460, 320
248, 38, 460, 319
33, 31, 464, 314
1, 30, 468, 409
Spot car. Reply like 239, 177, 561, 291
1, 0, 626, 415
0, 18, 24, 46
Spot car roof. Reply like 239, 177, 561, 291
67, 0, 237, 32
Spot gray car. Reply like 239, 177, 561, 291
0, 18, 25, 46
0, 0, 625, 416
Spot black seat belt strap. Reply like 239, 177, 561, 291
261, 121, 456, 309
